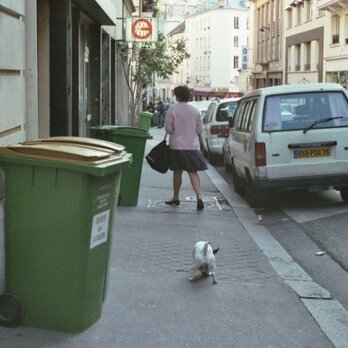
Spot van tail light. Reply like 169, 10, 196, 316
210, 125, 230, 137
255, 142, 266, 166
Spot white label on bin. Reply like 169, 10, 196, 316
90, 210, 110, 249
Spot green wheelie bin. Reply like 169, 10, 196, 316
91, 126, 152, 206
137, 112, 153, 132
0, 137, 131, 332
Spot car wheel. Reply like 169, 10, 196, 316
231, 164, 246, 196
245, 182, 268, 208
340, 188, 348, 203
223, 150, 232, 172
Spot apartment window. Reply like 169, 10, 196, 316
234, 36, 239, 47
304, 42, 311, 70
287, 8, 293, 28
233, 56, 239, 68
345, 15, 348, 45
234, 17, 239, 29
305, 0, 312, 21
271, 37, 277, 60
332, 15, 340, 44
297, 5, 302, 25
295, 44, 301, 71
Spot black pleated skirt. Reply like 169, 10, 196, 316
169, 149, 208, 172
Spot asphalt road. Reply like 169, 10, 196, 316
215, 163, 348, 312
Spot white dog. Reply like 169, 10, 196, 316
190, 241, 219, 284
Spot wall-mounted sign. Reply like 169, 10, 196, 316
212, 87, 228, 92
241, 46, 248, 71
126, 17, 158, 42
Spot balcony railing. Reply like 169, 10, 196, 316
295, 64, 301, 71
304, 64, 311, 71
318, 0, 348, 14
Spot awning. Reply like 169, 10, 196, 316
73, 0, 117, 25
191, 90, 242, 99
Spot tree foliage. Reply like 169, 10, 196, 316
118, 32, 190, 126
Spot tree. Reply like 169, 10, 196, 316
117, 33, 190, 126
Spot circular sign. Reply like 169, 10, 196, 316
131, 18, 153, 40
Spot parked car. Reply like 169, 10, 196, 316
200, 98, 240, 164
225, 83, 348, 207
188, 100, 212, 119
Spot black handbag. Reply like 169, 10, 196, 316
145, 134, 170, 173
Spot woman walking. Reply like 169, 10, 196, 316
164, 85, 207, 210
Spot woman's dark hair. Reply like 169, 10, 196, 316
174, 85, 190, 102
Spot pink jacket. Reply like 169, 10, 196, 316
164, 102, 203, 150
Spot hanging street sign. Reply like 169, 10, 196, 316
241, 46, 249, 71
126, 17, 158, 42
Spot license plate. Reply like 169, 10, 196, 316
294, 147, 331, 159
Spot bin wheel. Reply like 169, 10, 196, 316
0, 293, 25, 328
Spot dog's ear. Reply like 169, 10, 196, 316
213, 247, 219, 255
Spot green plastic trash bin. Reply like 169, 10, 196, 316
90, 126, 152, 206
0, 137, 131, 332
137, 112, 153, 132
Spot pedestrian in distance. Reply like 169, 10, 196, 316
157, 100, 165, 128
146, 101, 155, 113
164, 85, 207, 210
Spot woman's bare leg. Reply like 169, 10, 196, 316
172, 169, 183, 200
188, 171, 202, 200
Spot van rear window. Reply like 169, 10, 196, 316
263, 92, 348, 132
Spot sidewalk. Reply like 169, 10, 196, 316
0, 127, 346, 347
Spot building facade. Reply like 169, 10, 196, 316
0, 0, 136, 148
251, 0, 348, 88
0, 0, 136, 196
185, 1, 251, 99
284, 0, 325, 84
250, 0, 283, 88
318, 0, 348, 88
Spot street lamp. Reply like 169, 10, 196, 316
290, 0, 304, 6
259, 26, 270, 33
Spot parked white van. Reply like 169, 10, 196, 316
226, 83, 348, 207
